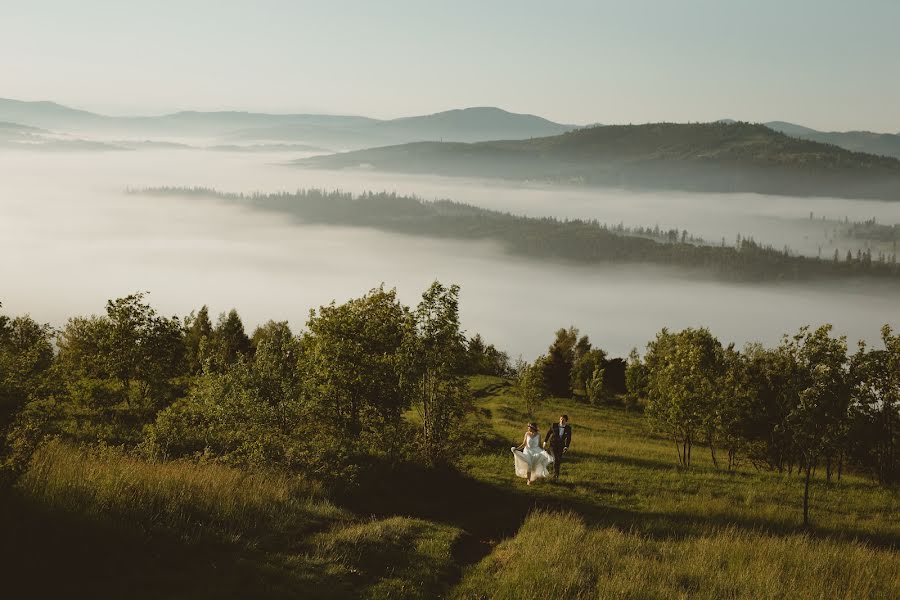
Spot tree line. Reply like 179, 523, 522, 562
514, 321, 897, 526
138, 187, 900, 281
0, 284, 493, 488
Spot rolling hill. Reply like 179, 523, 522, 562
764, 121, 900, 160
0, 98, 573, 148
295, 122, 900, 200
0, 121, 123, 151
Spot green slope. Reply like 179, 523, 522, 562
297, 122, 900, 200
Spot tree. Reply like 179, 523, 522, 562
849, 325, 899, 484
515, 356, 548, 416
782, 325, 850, 526
572, 346, 607, 398
409, 282, 469, 461
305, 287, 412, 439
738, 343, 798, 472
57, 293, 184, 408
0, 307, 54, 447
542, 327, 578, 397
208, 309, 252, 370
585, 367, 606, 405
250, 321, 303, 410
625, 348, 647, 409
465, 333, 510, 376
183, 305, 213, 374
644, 328, 725, 467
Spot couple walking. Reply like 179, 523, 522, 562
511, 415, 572, 485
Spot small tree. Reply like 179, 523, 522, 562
644, 328, 725, 467
409, 282, 469, 462
849, 325, 899, 484
183, 305, 213, 374
0, 307, 54, 448
542, 327, 578, 397
515, 356, 548, 416
783, 325, 850, 526
572, 346, 607, 398
585, 366, 605, 405
624, 348, 647, 409
208, 309, 252, 370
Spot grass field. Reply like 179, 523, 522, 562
1, 376, 897, 598
452, 376, 899, 599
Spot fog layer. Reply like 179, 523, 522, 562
1, 149, 897, 358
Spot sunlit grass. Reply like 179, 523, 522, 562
452, 510, 900, 600
454, 377, 899, 598
464, 377, 898, 542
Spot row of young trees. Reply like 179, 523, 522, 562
626, 324, 898, 525
0, 284, 479, 486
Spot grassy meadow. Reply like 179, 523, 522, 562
1, 375, 897, 599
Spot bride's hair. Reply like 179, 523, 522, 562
527, 423, 538, 432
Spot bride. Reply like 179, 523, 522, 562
511, 422, 554, 485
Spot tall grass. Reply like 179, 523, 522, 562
19, 439, 345, 547
452, 510, 900, 599
6, 440, 462, 599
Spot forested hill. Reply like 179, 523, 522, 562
295, 122, 900, 201
138, 187, 900, 282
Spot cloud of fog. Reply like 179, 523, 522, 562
1, 149, 897, 359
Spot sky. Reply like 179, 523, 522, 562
2, 0, 899, 132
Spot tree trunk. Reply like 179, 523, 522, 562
710, 444, 719, 469
675, 437, 684, 466
826, 456, 833, 484
803, 462, 812, 527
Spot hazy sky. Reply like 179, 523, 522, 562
2, 0, 899, 131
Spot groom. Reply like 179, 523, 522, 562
544, 415, 572, 480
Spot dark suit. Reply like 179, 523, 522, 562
544, 423, 571, 478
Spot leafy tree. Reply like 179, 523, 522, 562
250, 321, 303, 410
465, 333, 510, 376
585, 366, 606, 405
183, 305, 213, 374
572, 346, 607, 398
849, 325, 899, 484
782, 325, 850, 526
409, 282, 469, 462
542, 327, 578, 397
56, 293, 183, 409
625, 348, 647, 409
305, 287, 412, 441
0, 306, 54, 451
207, 309, 252, 370
644, 328, 725, 467
515, 356, 548, 416
737, 343, 798, 471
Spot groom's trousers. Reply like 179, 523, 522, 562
550, 445, 564, 478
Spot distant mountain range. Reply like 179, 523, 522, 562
296, 122, 900, 201
764, 122, 900, 161
0, 121, 122, 151
0, 98, 573, 150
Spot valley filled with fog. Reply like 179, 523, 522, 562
2, 147, 898, 358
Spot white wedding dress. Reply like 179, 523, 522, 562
511, 432, 554, 481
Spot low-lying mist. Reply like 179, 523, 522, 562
1, 149, 897, 358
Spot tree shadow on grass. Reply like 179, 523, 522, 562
472, 381, 512, 399
0, 492, 329, 600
